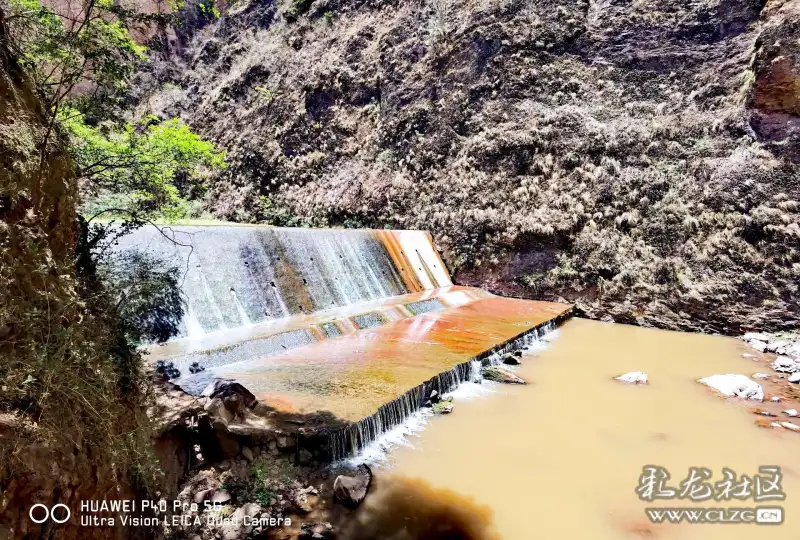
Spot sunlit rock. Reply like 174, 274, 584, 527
615, 371, 648, 384
772, 356, 799, 373
783, 409, 799, 417
698, 374, 763, 401
482, 366, 526, 384
333, 464, 372, 508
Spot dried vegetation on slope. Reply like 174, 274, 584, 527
137, 0, 800, 333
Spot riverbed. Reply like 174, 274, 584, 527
342, 318, 800, 539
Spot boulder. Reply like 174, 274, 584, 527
202, 379, 257, 410
767, 340, 790, 353
333, 464, 372, 508
772, 356, 799, 373
698, 374, 763, 401
502, 352, 520, 365
482, 366, 526, 384
750, 340, 768, 353
615, 371, 648, 384
241, 446, 254, 462
789, 373, 800, 384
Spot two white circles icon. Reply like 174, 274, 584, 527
29, 504, 70, 524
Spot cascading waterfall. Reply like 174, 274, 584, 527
328, 315, 568, 461
113, 225, 447, 340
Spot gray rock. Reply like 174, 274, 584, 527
241, 446, 254, 462
432, 402, 453, 414
333, 464, 372, 508
502, 352, 520, 365
482, 366, 526, 384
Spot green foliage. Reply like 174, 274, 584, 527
8, 0, 225, 221
61, 109, 226, 220
198, 0, 221, 21
98, 249, 185, 345
8, 0, 147, 122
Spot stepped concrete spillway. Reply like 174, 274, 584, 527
121, 225, 572, 458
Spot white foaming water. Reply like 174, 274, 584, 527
343, 326, 561, 467
345, 409, 433, 467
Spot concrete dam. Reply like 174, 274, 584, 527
120, 225, 572, 458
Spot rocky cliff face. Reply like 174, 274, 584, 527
137, 0, 800, 334
0, 11, 143, 539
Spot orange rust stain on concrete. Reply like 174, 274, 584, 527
216, 295, 571, 421
376, 230, 421, 292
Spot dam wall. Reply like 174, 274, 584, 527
115, 225, 452, 340
118, 224, 572, 460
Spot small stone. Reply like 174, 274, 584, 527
615, 371, 648, 384
502, 352, 520, 365
789, 373, 800, 383
241, 446, 254, 462
771, 396, 782, 402
750, 340, 768, 352
779, 422, 800, 432
432, 402, 454, 414
752, 373, 770, 380
429, 389, 440, 403
783, 409, 798, 417
753, 408, 776, 417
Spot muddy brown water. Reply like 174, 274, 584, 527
351, 318, 800, 539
